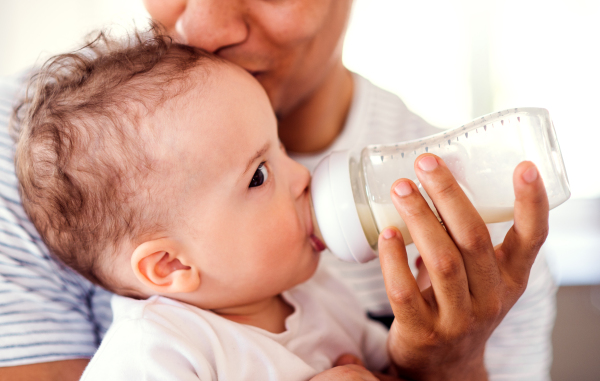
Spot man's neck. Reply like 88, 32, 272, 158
278, 62, 354, 154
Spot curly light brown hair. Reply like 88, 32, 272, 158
12, 23, 221, 293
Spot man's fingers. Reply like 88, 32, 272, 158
389, 178, 470, 315
413, 154, 500, 301
500, 161, 549, 283
378, 227, 428, 324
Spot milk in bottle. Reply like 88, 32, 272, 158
310, 108, 570, 263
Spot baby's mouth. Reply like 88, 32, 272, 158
310, 234, 326, 252
308, 193, 326, 252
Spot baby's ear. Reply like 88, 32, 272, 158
131, 238, 200, 294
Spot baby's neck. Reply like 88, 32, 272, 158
212, 295, 294, 334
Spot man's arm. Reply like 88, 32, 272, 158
378, 155, 549, 381
0, 359, 88, 381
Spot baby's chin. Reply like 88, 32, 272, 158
297, 246, 322, 286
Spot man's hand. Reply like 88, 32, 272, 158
378, 155, 549, 381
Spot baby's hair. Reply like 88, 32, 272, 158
12, 22, 221, 293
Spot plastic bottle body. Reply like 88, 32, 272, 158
310, 107, 570, 262
358, 107, 570, 250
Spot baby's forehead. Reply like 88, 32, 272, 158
153, 62, 271, 143
147, 63, 275, 189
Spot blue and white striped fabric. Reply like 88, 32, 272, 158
0, 75, 113, 367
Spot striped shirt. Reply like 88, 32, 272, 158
292, 73, 557, 381
0, 72, 556, 380
0, 75, 113, 366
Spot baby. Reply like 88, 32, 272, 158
13, 26, 392, 380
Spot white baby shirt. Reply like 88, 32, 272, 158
79, 268, 389, 381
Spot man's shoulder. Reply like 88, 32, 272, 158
351, 73, 411, 119
348, 73, 443, 146
0, 73, 115, 368
0, 73, 26, 130
0, 74, 21, 145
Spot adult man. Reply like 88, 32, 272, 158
0, 0, 554, 380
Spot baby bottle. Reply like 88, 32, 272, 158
310, 107, 570, 263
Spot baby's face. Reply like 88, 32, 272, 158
149, 63, 323, 311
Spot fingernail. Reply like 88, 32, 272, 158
418, 156, 438, 172
394, 181, 413, 197
523, 166, 538, 183
382, 228, 396, 239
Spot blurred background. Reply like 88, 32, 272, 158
1, 0, 598, 379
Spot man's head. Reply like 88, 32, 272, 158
143, 0, 354, 119
15, 25, 322, 308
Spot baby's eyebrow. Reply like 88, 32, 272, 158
242, 142, 271, 176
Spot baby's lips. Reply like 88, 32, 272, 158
310, 234, 327, 252
308, 190, 326, 247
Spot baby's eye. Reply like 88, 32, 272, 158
249, 163, 268, 188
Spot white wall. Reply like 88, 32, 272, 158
0, 0, 149, 76
344, 0, 600, 199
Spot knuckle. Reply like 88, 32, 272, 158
387, 286, 417, 306
433, 180, 462, 203
459, 229, 492, 254
401, 200, 431, 220
451, 314, 472, 333
468, 223, 491, 244
429, 253, 462, 279
519, 228, 548, 262
409, 323, 444, 348
443, 316, 479, 344
511, 276, 529, 297
481, 297, 504, 322
531, 227, 549, 250
423, 330, 443, 347
423, 323, 463, 347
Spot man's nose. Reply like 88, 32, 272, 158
176, 0, 249, 54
